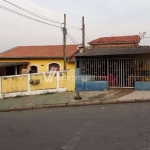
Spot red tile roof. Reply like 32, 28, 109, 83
0, 45, 78, 59
89, 35, 140, 45
69, 56, 75, 61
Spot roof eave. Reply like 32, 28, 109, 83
67, 60, 75, 63
0, 56, 71, 59
0, 62, 29, 67
88, 42, 140, 45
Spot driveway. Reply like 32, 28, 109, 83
0, 89, 145, 110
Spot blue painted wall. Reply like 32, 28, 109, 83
75, 69, 108, 91
135, 81, 150, 91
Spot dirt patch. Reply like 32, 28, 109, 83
88, 93, 107, 101
88, 89, 134, 101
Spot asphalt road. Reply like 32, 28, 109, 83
0, 103, 150, 150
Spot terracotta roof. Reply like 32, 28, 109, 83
88, 35, 140, 45
0, 45, 78, 59
68, 56, 75, 61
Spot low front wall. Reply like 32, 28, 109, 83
76, 69, 108, 91
135, 81, 150, 91
30, 74, 57, 91
0, 71, 73, 99
1, 75, 28, 94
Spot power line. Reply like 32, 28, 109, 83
67, 34, 76, 45
67, 31, 79, 44
3, 0, 81, 30
2, 0, 62, 24
67, 27, 81, 30
0, 5, 62, 28
67, 33, 79, 45
85, 34, 90, 42
85, 37, 88, 44
66, 24, 81, 30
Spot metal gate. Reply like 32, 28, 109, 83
78, 57, 150, 89
109, 59, 135, 88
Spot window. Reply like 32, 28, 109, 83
30, 66, 38, 73
49, 63, 60, 71
6, 66, 16, 76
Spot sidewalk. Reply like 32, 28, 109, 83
0, 89, 150, 112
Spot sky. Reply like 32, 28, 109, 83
0, 0, 150, 52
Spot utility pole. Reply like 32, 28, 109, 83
82, 16, 85, 48
63, 14, 67, 70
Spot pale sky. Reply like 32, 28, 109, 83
0, 0, 150, 52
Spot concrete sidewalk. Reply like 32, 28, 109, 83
0, 89, 150, 112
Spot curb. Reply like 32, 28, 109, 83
0, 99, 150, 112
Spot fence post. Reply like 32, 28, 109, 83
28, 74, 30, 92
56, 71, 60, 90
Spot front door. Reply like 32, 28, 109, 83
109, 59, 135, 88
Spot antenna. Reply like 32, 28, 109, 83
139, 32, 146, 39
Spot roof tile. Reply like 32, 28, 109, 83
89, 35, 140, 45
0, 45, 78, 58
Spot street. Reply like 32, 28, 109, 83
0, 103, 150, 150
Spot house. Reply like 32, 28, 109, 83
0, 45, 78, 76
89, 35, 140, 48
75, 35, 150, 91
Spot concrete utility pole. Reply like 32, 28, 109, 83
63, 14, 67, 70
82, 16, 85, 48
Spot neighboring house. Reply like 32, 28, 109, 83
75, 35, 150, 91
89, 35, 140, 48
0, 45, 78, 76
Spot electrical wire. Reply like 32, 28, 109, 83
0, 5, 62, 28
67, 27, 81, 30
67, 31, 79, 44
67, 34, 77, 45
2, 0, 62, 24
3, 0, 81, 30
85, 34, 90, 42
67, 35, 75, 45
67, 34, 78, 45
85, 38, 88, 44
66, 24, 81, 30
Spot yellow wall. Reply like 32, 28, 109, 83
59, 72, 67, 89
0, 59, 75, 91
59, 69, 75, 91
1, 70, 75, 94
0, 58, 75, 72
1, 75, 28, 94
30, 74, 57, 91
66, 69, 75, 91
